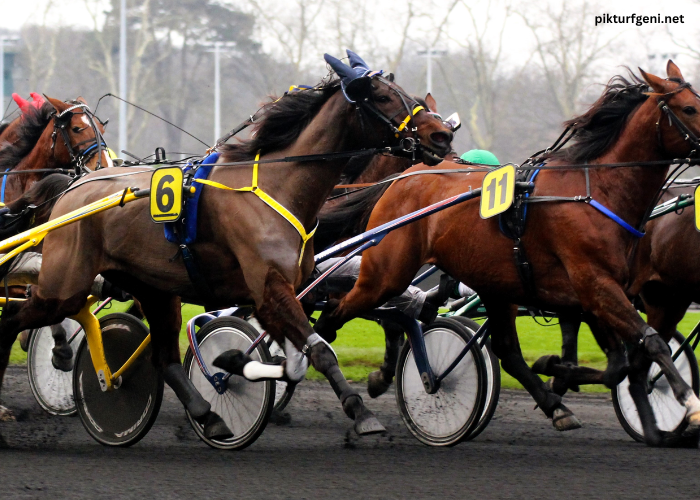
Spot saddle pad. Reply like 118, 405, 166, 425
164, 152, 220, 245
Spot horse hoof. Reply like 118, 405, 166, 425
532, 355, 561, 375
552, 405, 582, 431
19, 330, 30, 352
202, 412, 234, 440
212, 349, 248, 376
51, 346, 74, 372
354, 409, 386, 436
0, 405, 15, 422
367, 370, 391, 399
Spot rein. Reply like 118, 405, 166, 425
51, 102, 108, 175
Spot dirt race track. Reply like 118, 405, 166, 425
0, 366, 698, 500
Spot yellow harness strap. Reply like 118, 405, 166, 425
395, 105, 425, 138
194, 151, 318, 266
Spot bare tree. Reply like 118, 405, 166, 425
518, 0, 620, 119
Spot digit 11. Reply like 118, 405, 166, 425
486, 177, 496, 210
498, 173, 508, 204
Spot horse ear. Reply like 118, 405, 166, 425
76, 96, 88, 105
29, 92, 45, 108
44, 95, 70, 113
12, 93, 30, 113
346, 49, 370, 72
425, 93, 437, 112
639, 68, 667, 94
666, 60, 684, 82
324, 53, 356, 84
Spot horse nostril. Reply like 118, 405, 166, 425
430, 131, 453, 147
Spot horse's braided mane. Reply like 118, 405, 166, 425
550, 70, 650, 163
0, 102, 54, 172
220, 76, 341, 162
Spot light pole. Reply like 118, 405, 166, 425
119, 0, 128, 154
417, 48, 447, 95
214, 41, 221, 141
205, 41, 235, 144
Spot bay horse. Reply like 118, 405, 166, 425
314, 61, 700, 446
0, 96, 111, 205
537, 183, 700, 396
0, 51, 453, 438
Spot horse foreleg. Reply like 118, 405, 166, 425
534, 310, 582, 396
485, 299, 582, 431
367, 320, 403, 398
254, 267, 386, 435
136, 290, 233, 441
577, 276, 700, 444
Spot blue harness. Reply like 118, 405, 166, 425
501, 166, 645, 239
164, 152, 220, 245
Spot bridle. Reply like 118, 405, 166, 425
51, 102, 108, 175
346, 74, 431, 160
653, 79, 700, 158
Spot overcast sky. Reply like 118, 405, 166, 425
2, 0, 700, 78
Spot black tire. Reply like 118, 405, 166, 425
450, 316, 501, 440
612, 330, 700, 442
184, 317, 274, 450
73, 313, 163, 447
395, 317, 487, 446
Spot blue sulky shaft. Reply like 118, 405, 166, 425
315, 187, 483, 264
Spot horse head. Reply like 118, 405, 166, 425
44, 96, 112, 171
324, 50, 453, 166
639, 61, 700, 158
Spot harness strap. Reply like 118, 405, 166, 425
588, 200, 645, 237
395, 105, 425, 138
0, 168, 9, 204
194, 151, 318, 266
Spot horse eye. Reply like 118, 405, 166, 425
683, 106, 697, 115
375, 95, 391, 103
72, 126, 82, 133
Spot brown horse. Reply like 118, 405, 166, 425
0, 96, 111, 205
0, 93, 45, 149
0, 51, 453, 438
538, 184, 700, 393
314, 61, 700, 446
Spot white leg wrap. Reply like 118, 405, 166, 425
284, 337, 308, 382
242, 361, 284, 381
306, 333, 337, 361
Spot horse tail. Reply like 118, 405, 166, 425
2, 174, 73, 235
314, 174, 396, 253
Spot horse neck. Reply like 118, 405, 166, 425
354, 155, 412, 184
7, 126, 60, 197
268, 94, 371, 225
589, 103, 670, 229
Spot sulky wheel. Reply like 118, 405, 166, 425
450, 316, 500, 441
395, 317, 487, 446
73, 313, 163, 447
184, 317, 275, 450
612, 330, 700, 442
27, 319, 84, 416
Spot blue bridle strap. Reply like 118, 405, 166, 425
588, 199, 645, 238
1, 168, 9, 204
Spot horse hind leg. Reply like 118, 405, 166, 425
486, 299, 582, 431
135, 289, 233, 440
367, 320, 403, 398
250, 267, 386, 436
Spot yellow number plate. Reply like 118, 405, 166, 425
695, 185, 700, 232
480, 164, 516, 219
150, 167, 184, 223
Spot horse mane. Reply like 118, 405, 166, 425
0, 122, 9, 137
7, 173, 72, 225
220, 77, 341, 162
550, 71, 650, 163
0, 102, 54, 172
314, 173, 397, 252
